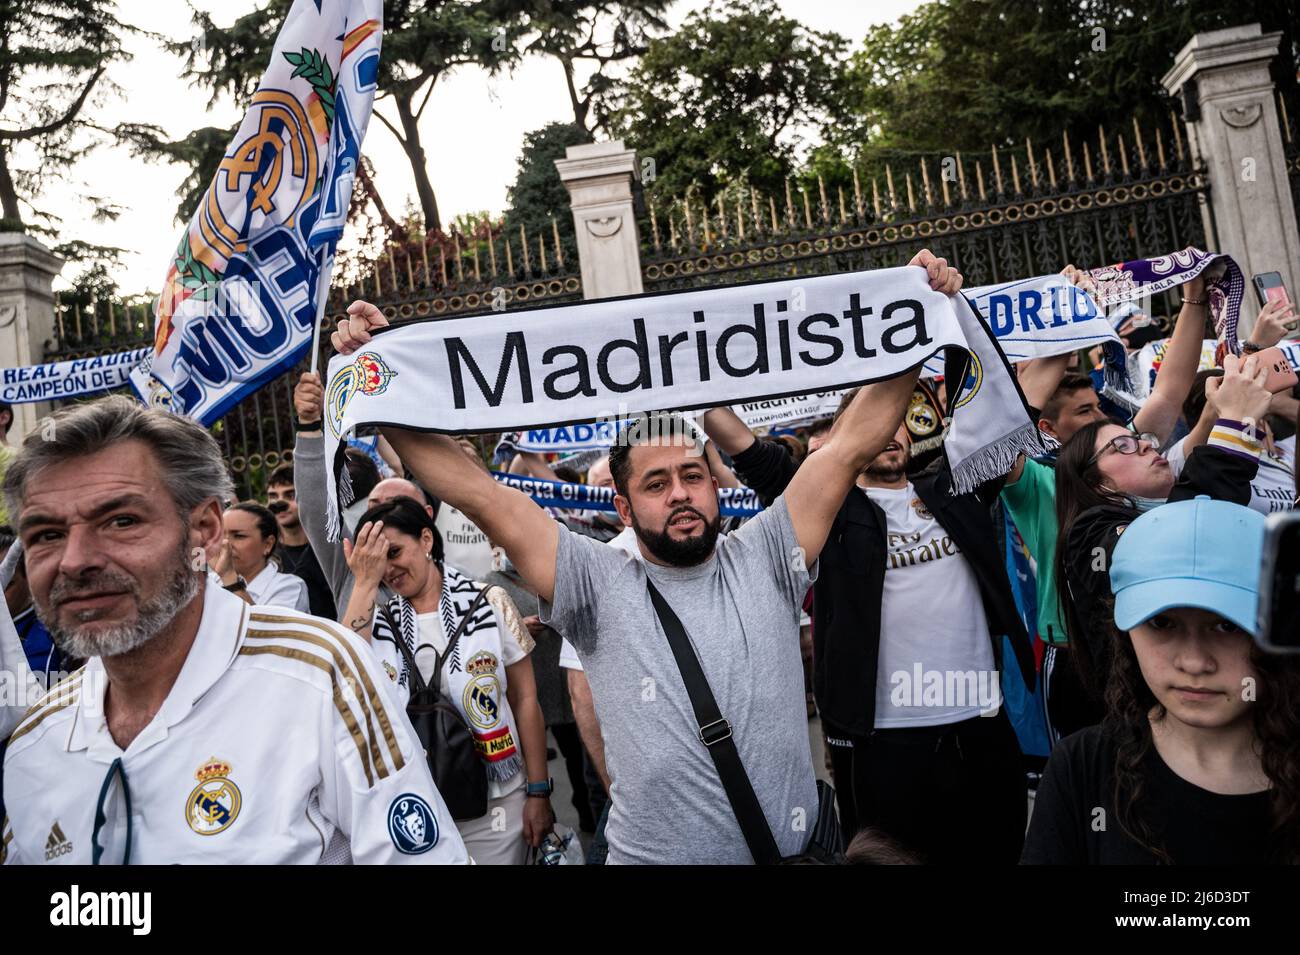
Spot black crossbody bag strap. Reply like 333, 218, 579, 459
379, 588, 494, 699
645, 579, 782, 865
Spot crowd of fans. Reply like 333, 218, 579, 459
0, 248, 1297, 865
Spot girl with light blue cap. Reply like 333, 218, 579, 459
1023, 498, 1300, 864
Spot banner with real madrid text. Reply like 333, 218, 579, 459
130, 0, 382, 425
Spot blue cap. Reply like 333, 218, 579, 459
1110, 497, 1264, 634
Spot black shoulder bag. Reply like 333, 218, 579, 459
646, 579, 845, 865
379, 587, 493, 821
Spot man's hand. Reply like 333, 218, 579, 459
332, 300, 390, 356
1247, 297, 1298, 349
294, 371, 323, 425
907, 248, 963, 294
521, 614, 547, 638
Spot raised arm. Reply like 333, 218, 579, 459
333, 302, 560, 602
1134, 274, 1207, 442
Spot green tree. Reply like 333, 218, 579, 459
597, 0, 852, 204
514, 0, 671, 133
170, 0, 530, 232
0, 0, 146, 247
504, 121, 589, 267
843, 0, 1300, 158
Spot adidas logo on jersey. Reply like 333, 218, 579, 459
45, 821, 73, 861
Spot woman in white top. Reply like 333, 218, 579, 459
340, 496, 554, 864
214, 502, 310, 612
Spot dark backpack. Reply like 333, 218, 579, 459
379, 589, 492, 821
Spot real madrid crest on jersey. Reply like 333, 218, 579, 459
910, 496, 934, 521
187, 757, 242, 836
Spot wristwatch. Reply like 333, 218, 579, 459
525, 778, 554, 798
223, 575, 248, 593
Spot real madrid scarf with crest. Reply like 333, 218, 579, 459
323, 264, 1050, 538
374, 565, 527, 783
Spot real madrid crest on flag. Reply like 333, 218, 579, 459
130, 0, 383, 426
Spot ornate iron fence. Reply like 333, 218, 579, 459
639, 115, 1209, 322
42, 218, 583, 500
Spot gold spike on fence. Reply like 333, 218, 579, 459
1132, 116, 1147, 169
904, 173, 916, 213
784, 178, 796, 230
872, 176, 882, 220
455, 234, 465, 282
488, 231, 498, 275
439, 244, 448, 285
838, 186, 848, 225
1026, 138, 1038, 189
1118, 134, 1130, 178
716, 195, 727, 239
957, 152, 968, 201
389, 248, 398, 289
1099, 125, 1111, 175
406, 250, 415, 290
992, 145, 1005, 194
422, 239, 431, 284
940, 162, 950, 207
919, 159, 932, 207
885, 165, 898, 214
684, 199, 695, 244
1063, 130, 1075, 183
1279, 92, 1292, 143
1010, 153, 1021, 195
1170, 110, 1185, 161
669, 211, 679, 251
801, 187, 813, 229
702, 202, 712, 245
736, 192, 745, 240
1082, 140, 1094, 182
1155, 125, 1167, 170
818, 175, 829, 223
975, 161, 986, 202
750, 188, 761, 234
538, 233, 547, 273
1046, 148, 1057, 190
649, 203, 661, 251
519, 226, 530, 273
852, 168, 864, 220
768, 195, 779, 233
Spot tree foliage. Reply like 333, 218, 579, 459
597, 0, 852, 204
504, 121, 589, 267
0, 0, 149, 258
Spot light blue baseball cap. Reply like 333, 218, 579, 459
1110, 496, 1265, 634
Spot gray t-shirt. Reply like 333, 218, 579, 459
541, 496, 818, 864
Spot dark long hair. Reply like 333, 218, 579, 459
1053, 419, 1132, 692
1105, 615, 1300, 864
355, 497, 444, 564
230, 501, 279, 565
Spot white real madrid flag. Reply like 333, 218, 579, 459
130, 0, 383, 425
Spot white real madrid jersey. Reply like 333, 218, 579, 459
0, 581, 469, 865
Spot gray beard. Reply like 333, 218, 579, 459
40, 535, 201, 660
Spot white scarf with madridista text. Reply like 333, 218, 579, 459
323, 265, 1048, 537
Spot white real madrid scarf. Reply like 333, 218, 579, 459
324, 265, 1048, 537
375, 566, 525, 783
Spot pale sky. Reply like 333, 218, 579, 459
26, 0, 923, 295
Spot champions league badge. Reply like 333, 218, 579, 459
186, 757, 242, 836
388, 793, 439, 855
326, 351, 397, 438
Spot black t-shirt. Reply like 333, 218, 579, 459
1022, 725, 1274, 865
275, 541, 337, 621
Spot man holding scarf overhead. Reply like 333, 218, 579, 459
330, 250, 970, 864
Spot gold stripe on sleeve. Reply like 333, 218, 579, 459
237, 644, 375, 788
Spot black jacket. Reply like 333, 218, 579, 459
1061, 443, 1257, 697
732, 439, 1036, 736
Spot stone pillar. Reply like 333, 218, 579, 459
555, 141, 644, 299
1163, 23, 1300, 333
0, 234, 63, 440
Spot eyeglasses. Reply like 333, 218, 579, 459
1087, 432, 1160, 468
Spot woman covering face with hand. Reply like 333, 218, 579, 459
339, 497, 555, 864
1023, 499, 1300, 864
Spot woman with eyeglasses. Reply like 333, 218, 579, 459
1053, 352, 1274, 711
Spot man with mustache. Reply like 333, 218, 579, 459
330, 248, 962, 864
0, 397, 467, 864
